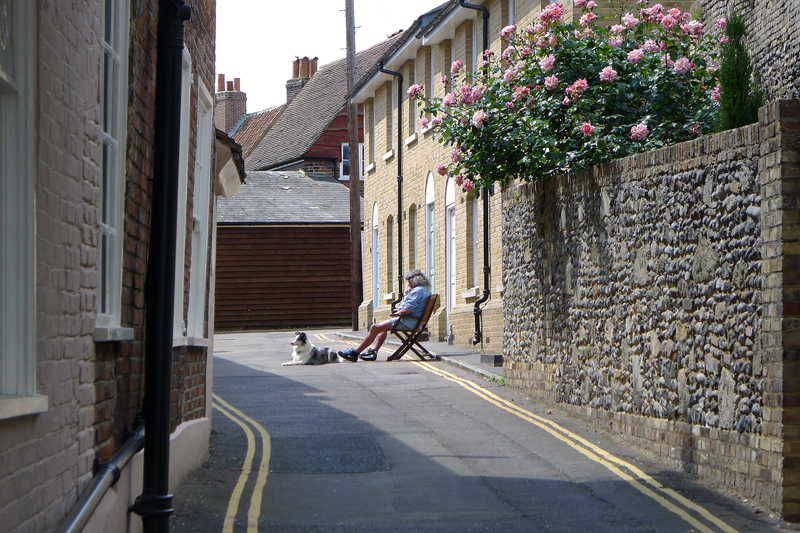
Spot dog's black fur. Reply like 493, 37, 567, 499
282, 332, 341, 366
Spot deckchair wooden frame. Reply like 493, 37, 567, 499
387, 294, 440, 362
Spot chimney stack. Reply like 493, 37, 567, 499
215, 73, 248, 134
286, 56, 318, 105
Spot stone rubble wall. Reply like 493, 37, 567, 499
502, 100, 800, 515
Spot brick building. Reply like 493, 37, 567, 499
0, 1, 236, 531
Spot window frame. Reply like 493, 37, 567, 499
95, 0, 132, 340
0, 0, 47, 417
339, 142, 364, 181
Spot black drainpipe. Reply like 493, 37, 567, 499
459, 1, 490, 346
379, 61, 405, 312
131, 2, 191, 532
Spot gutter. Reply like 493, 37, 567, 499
132, 1, 191, 532
458, 0, 491, 347
379, 61, 406, 312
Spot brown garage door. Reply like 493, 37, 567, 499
214, 225, 353, 330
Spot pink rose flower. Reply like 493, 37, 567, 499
540, 55, 556, 72
462, 179, 475, 193
443, 92, 456, 106
500, 24, 517, 37
643, 39, 659, 52
580, 12, 598, 26
484, 48, 494, 57
720, 36, 729, 44
420, 117, 429, 129
504, 69, 517, 83
669, 8, 681, 17
451, 147, 462, 163
432, 118, 442, 127
581, 122, 596, 135
610, 24, 625, 34
574, 0, 586, 5
660, 15, 676, 29
450, 59, 463, 75
545, 75, 559, 91
562, 96, 571, 106
566, 78, 589, 99
716, 18, 726, 29
471, 109, 488, 128
440, 75, 448, 84
540, 3, 565, 24
622, 13, 639, 27
630, 122, 649, 140
436, 164, 448, 176
454, 174, 464, 186
672, 57, 691, 74
608, 36, 624, 48
681, 20, 703, 36
586, 0, 597, 7
599, 66, 618, 82
407, 84, 425, 99
711, 84, 721, 102
627, 48, 645, 63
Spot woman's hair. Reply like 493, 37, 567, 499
404, 269, 430, 289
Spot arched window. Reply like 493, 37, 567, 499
372, 204, 380, 305
386, 215, 394, 295
425, 172, 436, 293
445, 178, 456, 317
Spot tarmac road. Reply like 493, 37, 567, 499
171, 329, 795, 533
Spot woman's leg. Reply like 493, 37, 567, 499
356, 319, 392, 353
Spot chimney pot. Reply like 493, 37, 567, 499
292, 57, 300, 79
226, 81, 234, 91
234, 78, 240, 91
217, 73, 225, 92
310, 57, 318, 77
299, 57, 310, 78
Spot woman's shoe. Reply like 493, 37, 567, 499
340, 348, 359, 362
359, 348, 377, 361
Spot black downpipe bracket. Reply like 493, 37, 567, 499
380, 62, 405, 312
459, 1, 490, 346
132, 2, 191, 532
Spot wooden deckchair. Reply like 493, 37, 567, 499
386, 294, 440, 361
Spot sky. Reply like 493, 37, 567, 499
215, 0, 445, 113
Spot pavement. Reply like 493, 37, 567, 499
333, 329, 505, 381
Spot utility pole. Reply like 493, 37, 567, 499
345, 0, 363, 330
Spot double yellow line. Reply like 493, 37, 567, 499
410, 360, 740, 533
212, 394, 272, 533
218, 334, 740, 533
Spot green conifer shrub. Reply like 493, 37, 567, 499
715, 13, 764, 131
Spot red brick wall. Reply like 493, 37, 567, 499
92, 0, 216, 460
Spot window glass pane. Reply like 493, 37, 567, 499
103, 51, 112, 132
100, 234, 108, 313
342, 160, 349, 177
0, 0, 15, 83
342, 144, 349, 160
102, 142, 110, 222
104, 0, 113, 44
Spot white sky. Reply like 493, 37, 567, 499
215, 0, 445, 113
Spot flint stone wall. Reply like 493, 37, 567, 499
502, 99, 800, 517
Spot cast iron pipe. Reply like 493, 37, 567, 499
459, 1, 490, 346
58, 425, 145, 533
379, 61, 405, 312
133, 1, 191, 532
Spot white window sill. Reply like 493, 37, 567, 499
365, 162, 376, 173
462, 286, 481, 299
173, 336, 210, 348
94, 326, 135, 342
422, 125, 435, 135
382, 150, 395, 161
496, 284, 504, 296
338, 176, 365, 181
382, 291, 396, 302
0, 394, 48, 420
404, 133, 418, 146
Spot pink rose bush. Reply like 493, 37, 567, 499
416, 0, 721, 190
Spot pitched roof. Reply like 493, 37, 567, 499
230, 104, 284, 158
246, 34, 404, 172
216, 170, 351, 224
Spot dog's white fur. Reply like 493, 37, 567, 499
283, 332, 341, 366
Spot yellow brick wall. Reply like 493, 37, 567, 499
360, 0, 663, 347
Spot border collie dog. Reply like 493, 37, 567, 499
283, 332, 342, 366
